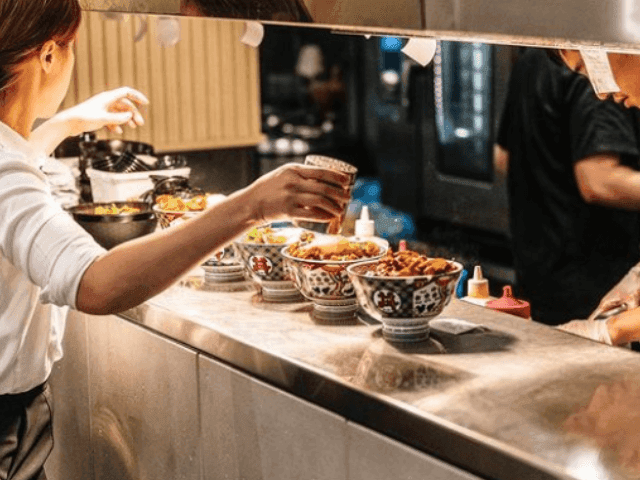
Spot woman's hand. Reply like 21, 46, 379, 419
556, 319, 613, 345
589, 262, 640, 320
557, 306, 640, 346
55, 87, 149, 136
30, 87, 149, 155
239, 163, 352, 223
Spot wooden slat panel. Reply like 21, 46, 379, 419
61, 13, 262, 152
147, 17, 168, 146
219, 21, 237, 141
133, 15, 153, 145
247, 39, 262, 140
76, 17, 93, 102
88, 14, 106, 96
161, 23, 180, 146
206, 20, 222, 143
191, 19, 208, 142
233, 23, 250, 139
118, 17, 139, 141
177, 18, 195, 144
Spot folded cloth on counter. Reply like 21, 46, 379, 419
430, 317, 488, 335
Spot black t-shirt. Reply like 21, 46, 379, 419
497, 49, 640, 325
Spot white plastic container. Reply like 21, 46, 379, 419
87, 167, 191, 202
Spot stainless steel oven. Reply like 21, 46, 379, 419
361, 39, 518, 283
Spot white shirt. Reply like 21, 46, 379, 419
0, 121, 106, 394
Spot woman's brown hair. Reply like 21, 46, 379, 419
0, 0, 82, 93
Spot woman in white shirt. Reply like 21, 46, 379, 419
0, 1, 351, 478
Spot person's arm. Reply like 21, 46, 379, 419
557, 307, 640, 346
30, 87, 147, 155
493, 144, 509, 179
75, 163, 350, 314
606, 307, 640, 345
574, 154, 640, 209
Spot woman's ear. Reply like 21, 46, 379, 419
39, 40, 57, 74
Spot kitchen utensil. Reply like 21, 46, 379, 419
67, 202, 157, 249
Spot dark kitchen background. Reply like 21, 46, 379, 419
254, 26, 517, 293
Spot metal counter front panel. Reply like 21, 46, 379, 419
88, 315, 200, 480
116, 281, 640, 480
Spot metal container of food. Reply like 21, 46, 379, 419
67, 201, 157, 249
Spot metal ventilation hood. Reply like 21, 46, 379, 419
80, 0, 640, 51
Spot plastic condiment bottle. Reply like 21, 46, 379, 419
486, 285, 531, 319
467, 265, 489, 299
355, 206, 376, 238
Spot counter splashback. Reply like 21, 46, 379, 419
81, 0, 640, 52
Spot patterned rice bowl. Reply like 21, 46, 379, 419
233, 227, 310, 302
281, 238, 388, 324
347, 259, 463, 342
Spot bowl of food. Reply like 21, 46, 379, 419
281, 236, 387, 323
152, 193, 211, 229
233, 226, 314, 302
67, 201, 157, 250
347, 250, 463, 342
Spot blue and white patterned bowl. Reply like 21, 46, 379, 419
234, 241, 292, 283
281, 239, 388, 323
347, 259, 463, 342
233, 227, 311, 284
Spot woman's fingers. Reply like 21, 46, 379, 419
293, 164, 352, 189
102, 87, 149, 107
288, 192, 344, 219
112, 98, 145, 127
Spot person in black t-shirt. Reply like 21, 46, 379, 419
496, 48, 640, 326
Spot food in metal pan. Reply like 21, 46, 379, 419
155, 194, 207, 212
366, 249, 457, 277
286, 238, 381, 261
93, 204, 142, 215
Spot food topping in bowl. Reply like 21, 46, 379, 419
242, 227, 314, 245
287, 238, 381, 261
245, 226, 288, 244
367, 249, 458, 277
93, 204, 142, 215
155, 194, 207, 212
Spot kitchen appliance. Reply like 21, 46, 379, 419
81, 0, 640, 52
67, 201, 158, 249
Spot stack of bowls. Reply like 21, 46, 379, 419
200, 246, 246, 285
347, 259, 463, 343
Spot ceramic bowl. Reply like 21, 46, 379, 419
153, 205, 201, 229
281, 239, 387, 323
68, 202, 157, 250
233, 227, 311, 302
234, 241, 294, 283
347, 259, 463, 342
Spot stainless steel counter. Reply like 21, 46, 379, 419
119, 276, 640, 480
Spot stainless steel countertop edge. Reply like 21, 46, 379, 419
117, 299, 577, 480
